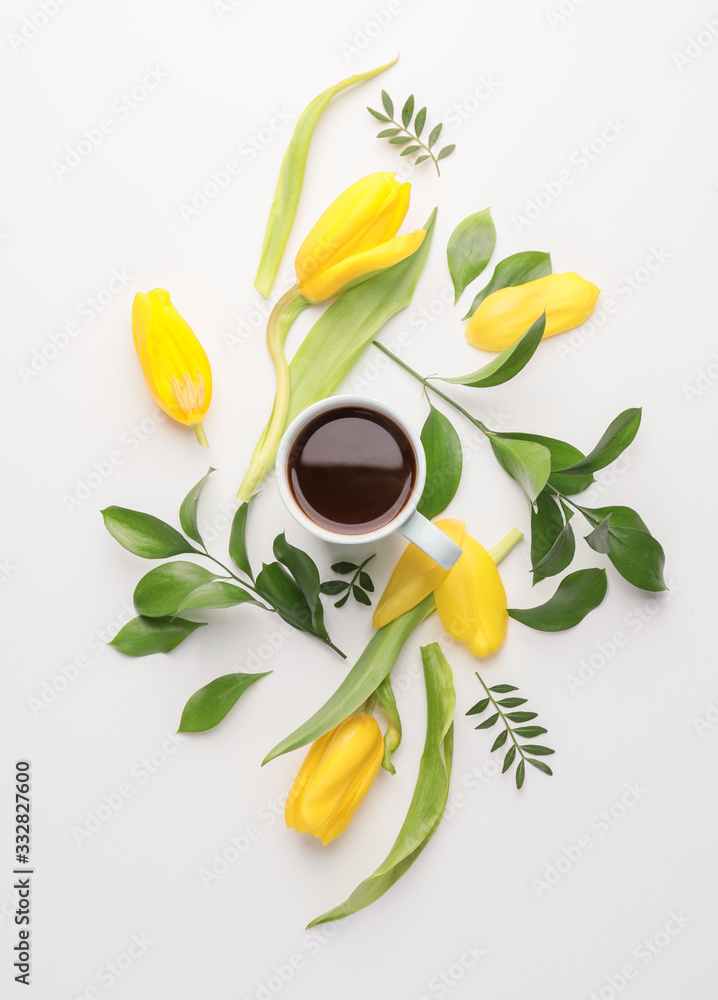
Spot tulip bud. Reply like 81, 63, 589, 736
285, 713, 384, 844
132, 289, 212, 446
465, 272, 600, 352
434, 533, 508, 657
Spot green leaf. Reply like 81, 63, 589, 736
531, 521, 576, 582
177, 581, 262, 611
334, 592, 350, 608
516, 760, 525, 788
508, 568, 607, 632
133, 561, 217, 617
273, 533, 328, 639
502, 745, 516, 773
401, 94, 414, 127
584, 514, 613, 554
375, 672, 402, 774
578, 506, 666, 591
447, 208, 496, 303
353, 586, 372, 606
530, 491, 564, 585
466, 697, 490, 715
389, 135, 412, 144
179, 467, 215, 545
414, 106, 427, 136
556, 408, 642, 475
332, 561, 358, 574
439, 313, 545, 389
428, 123, 442, 147
377, 127, 401, 137
475, 712, 499, 730
308, 642, 454, 926
368, 107, 391, 122
263, 596, 436, 763
229, 500, 254, 579
417, 404, 463, 520
498, 697, 527, 707
401, 144, 422, 156
500, 433, 594, 495
381, 89, 394, 117
522, 744, 555, 756
491, 729, 508, 751
489, 435, 551, 503
527, 759, 553, 776
489, 684, 519, 693
437, 144, 456, 161
514, 726, 548, 738
110, 616, 206, 656
464, 251, 552, 319
178, 672, 270, 733
359, 572, 374, 592
256, 561, 312, 630
320, 580, 349, 595
506, 711, 537, 722
253, 58, 398, 297
101, 507, 197, 559
415, 154, 430, 164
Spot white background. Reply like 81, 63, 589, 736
2, 0, 717, 997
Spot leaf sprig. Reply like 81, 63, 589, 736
320, 555, 375, 608
368, 91, 456, 176
467, 674, 554, 788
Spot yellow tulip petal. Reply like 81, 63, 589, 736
465, 272, 600, 352
434, 533, 508, 657
373, 519, 466, 629
298, 229, 426, 303
295, 172, 397, 284
284, 727, 337, 832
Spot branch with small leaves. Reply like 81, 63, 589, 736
467, 674, 554, 788
368, 91, 456, 176
320, 555, 376, 608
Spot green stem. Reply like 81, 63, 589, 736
474, 671, 527, 769
237, 286, 309, 500
489, 527, 523, 564
373, 342, 491, 435
192, 422, 209, 448
200, 551, 264, 599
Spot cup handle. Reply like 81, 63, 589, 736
398, 510, 462, 569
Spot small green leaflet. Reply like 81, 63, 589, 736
578, 505, 667, 591
368, 92, 456, 176
416, 404, 462, 519
307, 642, 454, 925
101, 506, 198, 559
508, 568, 607, 631
556, 408, 642, 475
463, 250, 552, 319
179, 467, 215, 546
439, 313, 545, 389
178, 672, 270, 733
446, 208, 496, 302
110, 616, 206, 656
467, 673, 554, 788
489, 435, 552, 503
228, 499, 254, 579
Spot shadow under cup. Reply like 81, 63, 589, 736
286, 404, 418, 535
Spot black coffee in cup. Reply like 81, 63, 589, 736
286, 404, 417, 534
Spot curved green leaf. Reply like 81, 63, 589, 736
531, 521, 575, 582
463, 251, 552, 319
440, 313, 545, 389
401, 94, 414, 127
579, 505, 666, 591
133, 561, 217, 617
179, 468, 215, 545
102, 507, 197, 559
229, 500, 253, 579
489, 435, 551, 503
178, 672, 270, 733
447, 208, 496, 303
417, 404, 462, 519
530, 491, 564, 584
273, 533, 327, 638
262, 596, 436, 764
254, 58, 398, 297
375, 673, 402, 774
177, 581, 263, 612
556, 408, 642, 475
499, 433, 594, 495
308, 642, 454, 926
109, 616, 206, 656
508, 568, 607, 632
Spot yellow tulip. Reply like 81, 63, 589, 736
434, 533, 508, 657
285, 713, 384, 845
132, 289, 212, 446
465, 272, 600, 352
372, 519, 466, 629
294, 172, 426, 302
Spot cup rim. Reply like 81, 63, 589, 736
275, 394, 427, 544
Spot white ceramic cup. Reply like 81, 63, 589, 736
275, 395, 462, 569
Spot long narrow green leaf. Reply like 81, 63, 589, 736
254, 58, 398, 297
308, 642, 454, 925
375, 673, 402, 774
262, 595, 436, 765
251, 210, 437, 484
